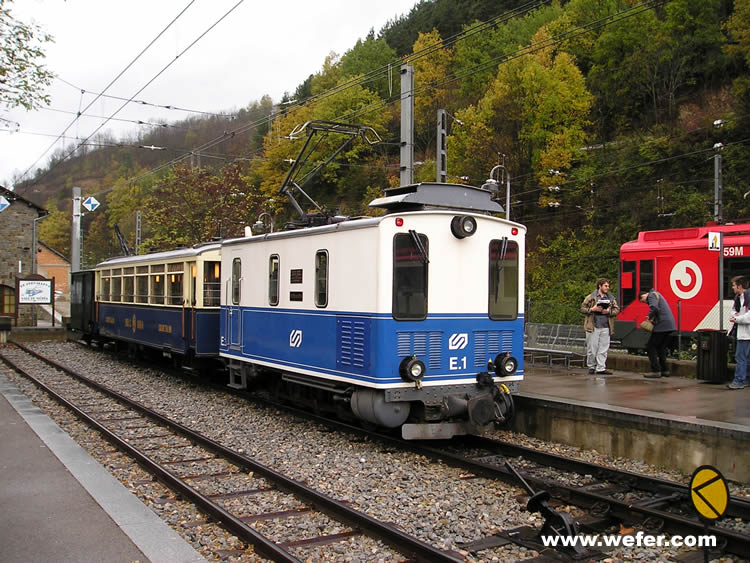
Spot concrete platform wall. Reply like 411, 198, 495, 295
511, 395, 750, 482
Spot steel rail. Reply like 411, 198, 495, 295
216, 387, 750, 558
5, 343, 462, 563
0, 350, 301, 562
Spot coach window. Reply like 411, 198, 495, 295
168, 263, 184, 305
315, 250, 328, 308
639, 260, 654, 294
269, 255, 280, 306
136, 266, 149, 303
231, 258, 242, 305
489, 239, 519, 320
100, 270, 111, 301
204, 262, 221, 306
189, 263, 197, 306
0, 285, 15, 315
620, 261, 636, 306
123, 267, 135, 303
393, 232, 428, 320
151, 265, 165, 304
111, 268, 122, 302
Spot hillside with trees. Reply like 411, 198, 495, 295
10, 0, 750, 323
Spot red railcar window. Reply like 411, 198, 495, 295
621, 261, 636, 306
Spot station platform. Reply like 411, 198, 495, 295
515, 364, 750, 482
0, 372, 206, 563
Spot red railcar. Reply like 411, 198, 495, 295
616, 223, 750, 350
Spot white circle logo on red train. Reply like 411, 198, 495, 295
670, 260, 703, 299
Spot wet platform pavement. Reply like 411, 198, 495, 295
521, 363, 750, 428
0, 372, 206, 563
517, 363, 750, 481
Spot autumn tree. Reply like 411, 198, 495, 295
0, 0, 54, 110
452, 3, 564, 103
727, 0, 750, 110
408, 30, 457, 154
251, 77, 390, 222
449, 26, 592, 200
38, 203, 70, 258
341, 36, 397, 100
140, 163, 263, 251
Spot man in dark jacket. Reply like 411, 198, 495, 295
639, 289, 676, 378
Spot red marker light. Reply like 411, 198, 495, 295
511, 227, 518, 235
395, 217, 404, 227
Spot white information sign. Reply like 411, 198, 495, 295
18, 280, 53, 304
82, 196, 100, 212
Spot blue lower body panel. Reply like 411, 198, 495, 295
220, 307, 524, 386
98, 303, 219, 356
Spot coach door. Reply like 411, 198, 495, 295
228, 257, 242, 349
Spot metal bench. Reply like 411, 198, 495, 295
524, 347, 586, 369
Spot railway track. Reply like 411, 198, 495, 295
207, 374, 750, 560
0, 342, 462, 562
16, 339, 750, 560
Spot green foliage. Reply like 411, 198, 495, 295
0, 0, 54, 109
453, 3, 564, 101
341, 37, 397, 100
251, 80, 390, 221
37, 203, 70, 258
526, 225, 620, 324
140, 163, 263, 251
449, 28, 592, 196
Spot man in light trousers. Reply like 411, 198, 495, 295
581, 278, 620, 375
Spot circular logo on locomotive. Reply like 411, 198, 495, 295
670, 260, 703, 299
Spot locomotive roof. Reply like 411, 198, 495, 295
368, 182, 504, 214
621, 222, 750, 251
95, 242, 221, 268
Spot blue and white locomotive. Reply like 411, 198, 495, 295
219, 182, 525, 439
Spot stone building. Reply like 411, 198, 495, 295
0, 186, 48, 326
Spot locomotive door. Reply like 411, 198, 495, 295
228, 257, 242, 349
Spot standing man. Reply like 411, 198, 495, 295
727, 275, 750, 390
640, 289, 676, 378
581, 278, 620, 375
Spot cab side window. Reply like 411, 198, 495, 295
231, 258, 241, 305
269, 255, 280, 306
489, 239, 518, 320
393, 232, 428, 320
315, 250, 328, 308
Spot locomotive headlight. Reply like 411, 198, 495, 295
493, 353, 518, 376
400, 356, 426, 382
451, 215, 477, 239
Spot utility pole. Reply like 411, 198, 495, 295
71, 187, 82, 272
714, 151, 722, 224
136, 210, 142, 255
436, 109, 447, 183
400, 65, 414, 187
